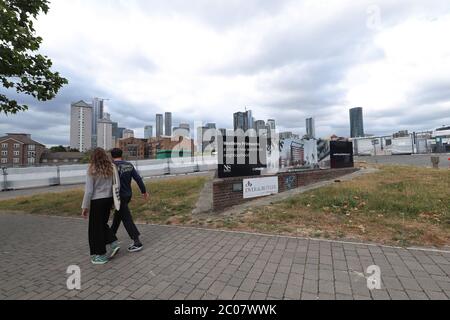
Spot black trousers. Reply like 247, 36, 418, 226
111, 196, 140, 241
89, 197, 117, 256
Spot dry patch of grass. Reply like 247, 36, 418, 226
0, 176, 207, 224
189, 166, 450, 247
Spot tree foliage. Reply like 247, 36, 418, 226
0, 0, 68, 114
49, 145, 79, 152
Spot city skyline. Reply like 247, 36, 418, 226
23, 100, 450, 148
1, 0, 450, 145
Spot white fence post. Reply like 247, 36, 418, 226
1, 167, 7, 191
56, 166, 61, 186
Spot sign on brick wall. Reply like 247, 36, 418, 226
217, 135, 267, 178
243, 176, 279, 199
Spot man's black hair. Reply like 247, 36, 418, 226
111, 148, 123, 159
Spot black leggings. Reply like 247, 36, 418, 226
89, 197, 117, 256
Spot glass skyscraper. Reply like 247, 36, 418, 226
144, 125, 153, 139
233, 111, 252, 131
165, 112, 172, 136
306, 118, 315, 139
349, 107, 365, 138
156, 114, 163, 137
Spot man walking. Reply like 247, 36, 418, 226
110, 148, 149, 252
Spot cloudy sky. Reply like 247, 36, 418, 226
1, 0, 450, 145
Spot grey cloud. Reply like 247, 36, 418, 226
123, 0, 287, 30
408, 80, 450, 106
256, 57, 358, 112
216, 3, 378, 75
124, 53, 158, 74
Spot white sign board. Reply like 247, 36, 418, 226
243, 176, 279, 199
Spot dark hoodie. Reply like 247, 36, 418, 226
113, 160, 146, 198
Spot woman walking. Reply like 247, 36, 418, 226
81, 148, 120, 265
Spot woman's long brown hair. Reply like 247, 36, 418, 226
88, 148, 113, 178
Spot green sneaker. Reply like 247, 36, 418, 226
91, 255, 109, 265
109, 241, 120, 259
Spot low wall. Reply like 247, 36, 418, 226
1, 156, 217, 191
213, 167, 359, 212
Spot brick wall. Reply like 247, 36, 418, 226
213, 167, 359, 212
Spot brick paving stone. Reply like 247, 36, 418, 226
239, 278, 257, 293
406, 290, 429, 300
370, 289, 390, 300
249, 291, 267, 300
335, 281, 352, 295
415, 277, 441, 292
254, 283, 270, 293
388, 289, 410, 300
301, 292, 319, 300
424, 290, 448, 300
284, 285, 301, 300
302, 279, 318, 294
319, 280, 335, 295
398, 277, 422, 291
335, 294, 353, 300
234, 290, 251, 300
268, 282, 285, 299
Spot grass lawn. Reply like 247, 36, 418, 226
0, 176, 207, 224
190, 165, 450, 247
1, 166, 449, 247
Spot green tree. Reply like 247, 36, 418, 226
0, 0, 68, 114
49, 145, 66, 152
80, 150, 92, 164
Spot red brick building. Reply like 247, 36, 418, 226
117, 137, 149, 160
0, 133, 45, 167
117, 136, 194, 160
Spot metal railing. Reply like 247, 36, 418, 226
0, 156, 217, 191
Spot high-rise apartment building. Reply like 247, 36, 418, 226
267, 119, 276, 130
349, 107, 365, 138
165, 112, 172, 136
111, 122, 118, 146
254, 120, 266, 134
306, 117, 316, 139
97, 118, 114, 150
70, 100, 93, 152
233, 111, 251, 132
156, 114, 163, 137
247, 110, 254, 130
144, 125, 153, 139
91, 98, 105, 148
117, 127, 126, 140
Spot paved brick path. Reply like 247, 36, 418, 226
1, 213, 450, 300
